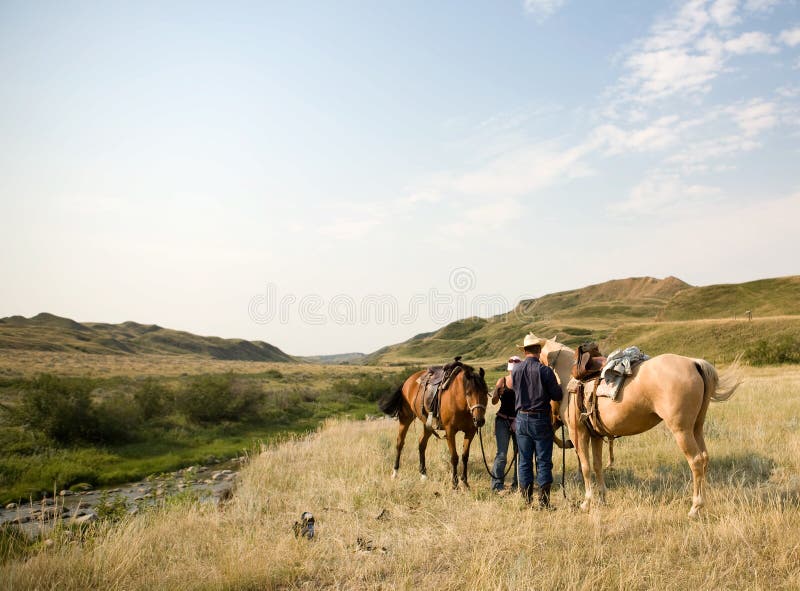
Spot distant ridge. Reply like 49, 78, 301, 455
0, 314, 294, 362
366, 275, 800, 365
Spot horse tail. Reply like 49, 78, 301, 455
378, 386, 404, 418
694, 356, 743, 403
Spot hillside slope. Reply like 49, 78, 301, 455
367, 275, 800, 365
0, 313, 293, 362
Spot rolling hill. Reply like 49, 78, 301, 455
366, 275, 800, 366
0, 313, 294, 362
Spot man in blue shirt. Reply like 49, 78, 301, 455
504, 333, 562, 508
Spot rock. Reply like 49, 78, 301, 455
12, 515, 30, 524
5, 503, 17, 510
59, 490, 74, 497
211, 470, 234, 481
43, 539, 54, 548
70, 483, 93, 492
73, 513, 97, 525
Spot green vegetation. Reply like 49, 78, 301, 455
745, 335, 800, 365
0, 368, 412, 504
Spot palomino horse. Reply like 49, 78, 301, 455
541, 338, 742, 517
378, 363, 488, 488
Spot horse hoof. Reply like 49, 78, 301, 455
391, 469, 397, 479
580, 500, 590, 512
420, 474, 427, 481
688, 506, 701, 519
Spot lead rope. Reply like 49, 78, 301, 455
561, 422, 567, 498
477, 424, 517, 481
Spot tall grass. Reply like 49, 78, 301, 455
2, 366, 799, 590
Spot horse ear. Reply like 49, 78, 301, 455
479, 367, 485, 378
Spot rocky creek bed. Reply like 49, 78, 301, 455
0, 459, 242, 537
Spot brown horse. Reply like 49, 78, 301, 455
378, 363, 488, 488
541, 338, 742, 518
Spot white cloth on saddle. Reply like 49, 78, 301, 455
601, 346, 650, 380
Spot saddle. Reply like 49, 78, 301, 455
568, 375, 613, 440
571, 341, 607, 381
417, 356, 464, 429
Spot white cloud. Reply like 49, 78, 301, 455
617, 1, 785, 102
729, 99, 778, 136
319, 217, 381, 241
666, 134, 761, 170
609, 172, 723, 217
523, 0, 566, 22
778, 26, 800, 47
744, 0, 781, 12
710, 0, 741, 27
724, 31, 779, 54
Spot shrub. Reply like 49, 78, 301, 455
14, 375, 97, 444
93, 392, 142, 443
134, 379, 169, 420
174, 374, 264, 423
744, 336, 800, 365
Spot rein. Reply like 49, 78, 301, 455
477, 422, 517, 481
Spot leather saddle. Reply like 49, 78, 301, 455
419, 356, 464, 422
572, 341, 607, 380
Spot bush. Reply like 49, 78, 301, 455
134, 379, 169, 420
14, 375, 97, 444
93, 392, 142, 443
174, 374, 264, 423
745, 336, 800, 365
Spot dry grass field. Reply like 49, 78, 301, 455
2, 364, 799, 590
0, 350, 386, 380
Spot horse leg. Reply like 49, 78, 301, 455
670, 428, 706, 518
605, 438, 615, 470
460, 431, 474, 489
575, 429, 594, 512
418, 427, 433, 480
591, 437, 607, 504
392, 413, 413, 479
445, 430, 459, 489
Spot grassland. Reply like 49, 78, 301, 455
2, 364, 798, 590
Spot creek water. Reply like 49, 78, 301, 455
0, 458, 242, 537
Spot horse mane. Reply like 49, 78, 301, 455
459, 362, 488, 394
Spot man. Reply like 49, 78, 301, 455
490, 355, 521, 493
504, 333, 562, 508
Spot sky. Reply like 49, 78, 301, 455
1, 0, 798, 356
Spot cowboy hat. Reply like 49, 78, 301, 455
517, 332, 546, 350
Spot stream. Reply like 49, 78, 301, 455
0, 458, 243, 537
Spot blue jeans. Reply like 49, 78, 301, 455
515, 412, 554, 489
491, 415, 518, 491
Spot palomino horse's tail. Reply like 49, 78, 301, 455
694, 356, 744, 402
378, 387, 404, 418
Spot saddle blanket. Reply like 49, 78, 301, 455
567, 376, 619, 399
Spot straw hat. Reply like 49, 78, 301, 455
516, 332, 546, 350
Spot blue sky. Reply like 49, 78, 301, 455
1, 0, 798, 355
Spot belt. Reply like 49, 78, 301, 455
518, 409, 549, 415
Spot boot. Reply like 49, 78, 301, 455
522, 484, 534, 505
538, 484, 551, 509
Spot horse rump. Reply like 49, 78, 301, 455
378, 386, 404, 418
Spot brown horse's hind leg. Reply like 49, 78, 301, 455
671, 428, 707, 518
460, 431, 475, 489
605, 438, 615, 470
418, 427, 433, 480
392, 412, 413, 479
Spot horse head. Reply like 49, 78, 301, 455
462, 366, 488, 428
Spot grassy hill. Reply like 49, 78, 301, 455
367, 275, 800, 366
0, 313, 293, 362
